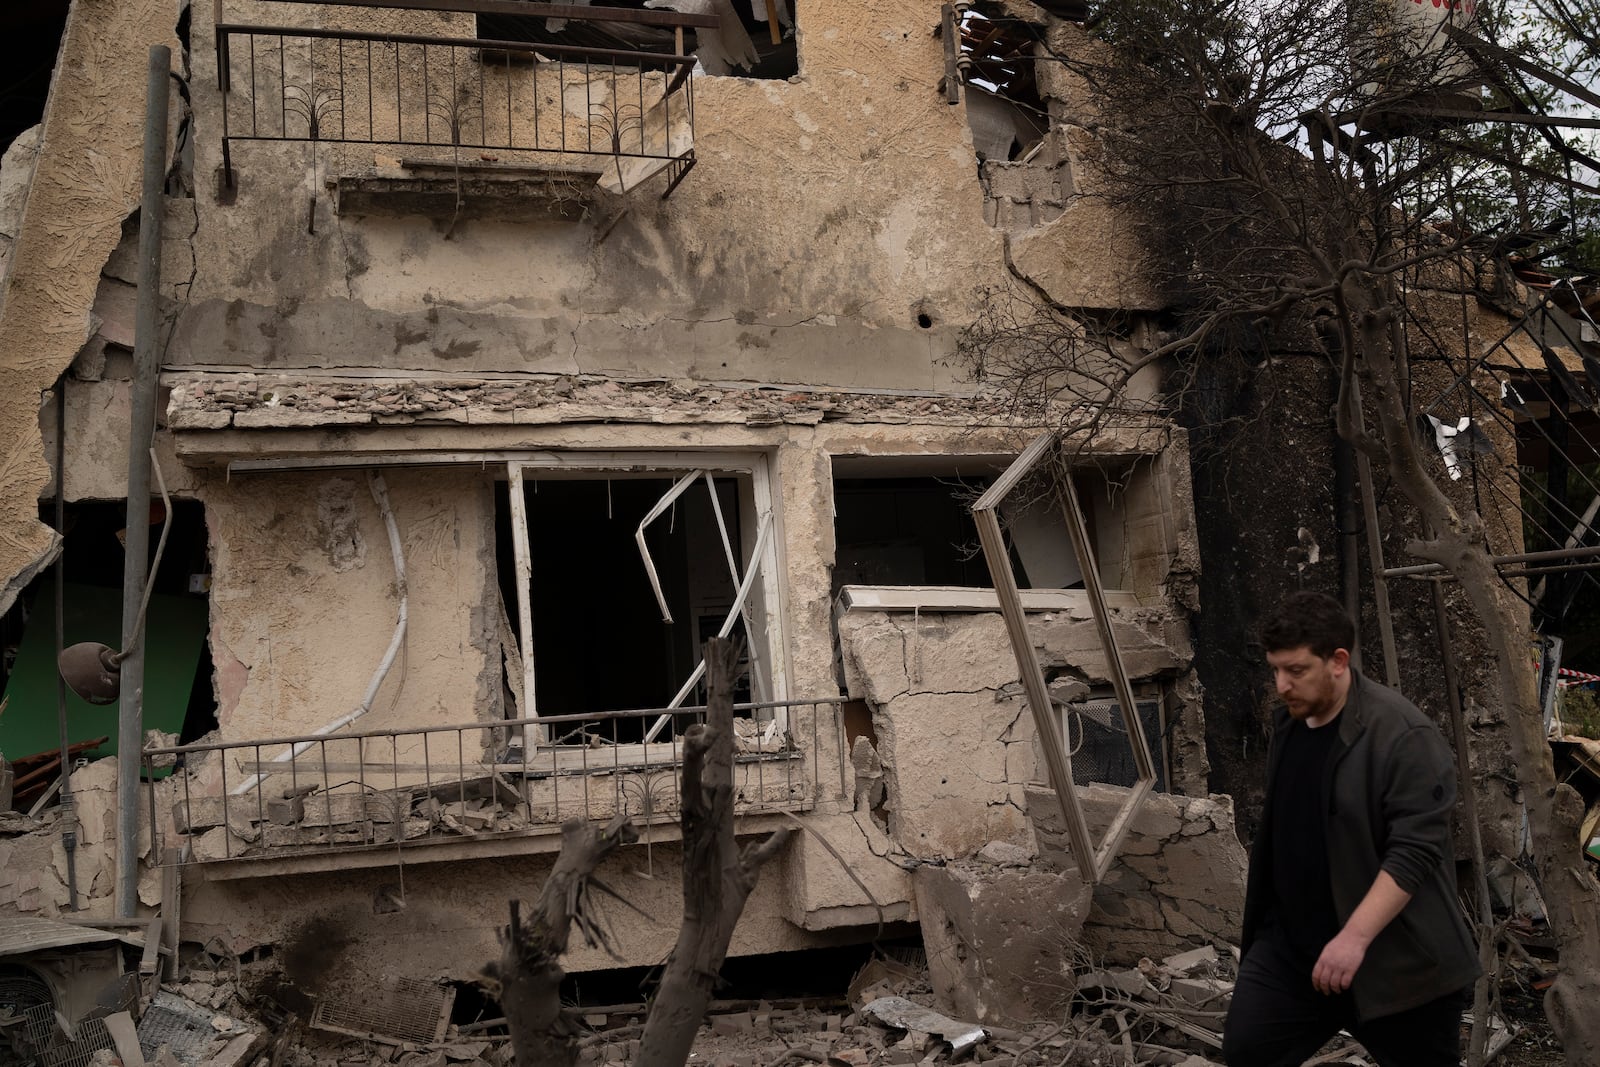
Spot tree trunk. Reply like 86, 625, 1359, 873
1348, 294, 1600, 1062
634, 638, 794, 1067
490, 814, 638, 1067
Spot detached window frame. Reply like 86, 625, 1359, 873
502, 451, 790, 741
972, 433, 1155, 885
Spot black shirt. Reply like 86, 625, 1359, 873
1267, 718, 1342, 969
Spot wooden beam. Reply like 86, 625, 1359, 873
139, 917, 163, 976
763, 0, 781, 44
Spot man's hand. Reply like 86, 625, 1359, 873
1312, 870, 1414, 995
1312, 928, 1370, 994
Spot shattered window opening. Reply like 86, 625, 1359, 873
497, 453, 785, 745
1058, 682, 1171, 793
961, 11, 1050, 163
479, 0, 798, 80
829, 454, 1137, 607
972, 433, 1157, 884
0, 498, 214, 803
957, 7, 1078, 232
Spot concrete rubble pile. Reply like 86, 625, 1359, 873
100, 949, 1243, 1067
5, 902, 1402, 1067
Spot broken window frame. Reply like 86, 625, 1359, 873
971, 432, 1155, 885
503, 451, 789, 743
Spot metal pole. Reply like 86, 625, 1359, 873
54, 387, 79, 911
1427, 569, 1496, 1067
1346, 378, 1401, 686
1334, 436, 1363, 671
116, 44, 171, 920
1383, 543, 1600, 578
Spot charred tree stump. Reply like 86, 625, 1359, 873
634, 639, 794, 1067
487, 813, 638, 1067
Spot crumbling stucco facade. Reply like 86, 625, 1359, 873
0, 0, 1222, 995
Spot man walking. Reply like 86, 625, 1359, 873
1222, 591, 1479, 1066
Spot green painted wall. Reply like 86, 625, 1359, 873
1, 583, 207, 761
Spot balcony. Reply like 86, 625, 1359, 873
215, 0, 713, 198
144, 700, 847, 877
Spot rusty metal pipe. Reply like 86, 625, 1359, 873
116, 45, 171, 920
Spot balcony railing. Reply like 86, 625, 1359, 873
144, 699, 847, 865
216, 1, 708, 196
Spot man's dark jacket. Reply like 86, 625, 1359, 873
1240, 670, 1480, 1021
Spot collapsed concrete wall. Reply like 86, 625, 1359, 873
837, 604, 1202, 860
913, 852, 1095, 1026
1029, 782, 1248, 965
0, 757, 160, 916
0, 0, 179, 614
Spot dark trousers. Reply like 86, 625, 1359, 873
1222, 933, 1464, 1067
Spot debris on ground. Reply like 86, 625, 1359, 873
0, 931, 1554, 1067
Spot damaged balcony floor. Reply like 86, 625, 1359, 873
170, 744, 815, 881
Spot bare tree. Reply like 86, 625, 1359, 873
483, 638, 792, 1067
961, 0, 1599, 1057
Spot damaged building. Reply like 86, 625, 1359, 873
0, 0, 1247, 1038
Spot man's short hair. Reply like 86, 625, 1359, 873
1260, 591, 1355, 660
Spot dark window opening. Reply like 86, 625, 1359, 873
479, 0, 797, 79
832, 476, 1003, 598
831, 458, 1132, 599
1059, 683, 1170, 792
494, 475, 752, 741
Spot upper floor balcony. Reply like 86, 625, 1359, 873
215, 0, 715, 199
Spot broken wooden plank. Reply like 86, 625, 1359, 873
103, 1010, 145, 1067
419, 774, 522, 809
140, 916, 162, 976
160, 848, 181, 981
238, 760, 455, 776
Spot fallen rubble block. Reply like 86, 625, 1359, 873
859, 997, 986, 1056
912, 857, 1094, 1026
1026, 783, 1248, 966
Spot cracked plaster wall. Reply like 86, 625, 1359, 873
997, 21, 1165, 311
203, 467, 501, 748
836, 606, 1198, 860
0, 0, 1212, 964
0, 757, 161, 917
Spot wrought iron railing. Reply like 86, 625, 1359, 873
215, 5, 702, 195
143, 699, 848, 864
